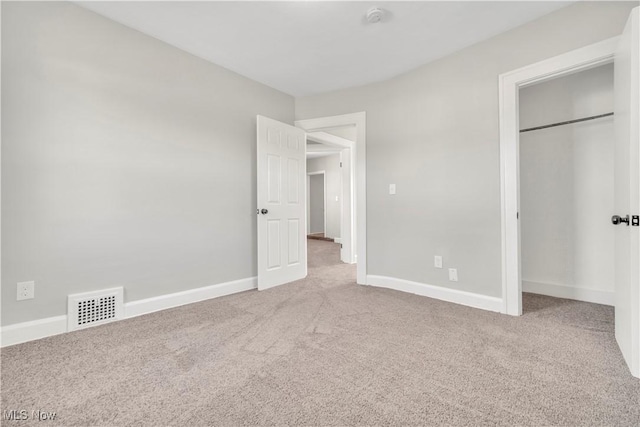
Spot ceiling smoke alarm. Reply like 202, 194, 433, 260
366, 7, 384, 24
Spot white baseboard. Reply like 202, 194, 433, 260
366, 275, 503, 313
0, 276, 257, 348
125, 276, 256, 318
0, 315, 68, 348
334, 238, 342, 244
522, 280, 614, 306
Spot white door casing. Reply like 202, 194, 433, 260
614, 7, 640, 378
257, 116, 307, 290
499, 37, 619, 316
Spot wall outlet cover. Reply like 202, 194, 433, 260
448, 268, 458, 282
17, 281, 35, 301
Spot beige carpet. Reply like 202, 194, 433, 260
2, 240, 639, 426
307, 233, 334, 242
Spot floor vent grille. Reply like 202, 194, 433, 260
68, 287, 124, 331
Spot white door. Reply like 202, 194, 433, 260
257, 116, 307, 290
614, 7, 639, 378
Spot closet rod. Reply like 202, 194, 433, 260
520, 112, 614, 133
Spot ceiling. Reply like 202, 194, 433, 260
77, 1, 573, 97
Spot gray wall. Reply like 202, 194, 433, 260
307, 154, 342, 239
295, 1, 637, 298
519, 64, 615, 295
1, 2, 294, 325
309, 174, 325, 234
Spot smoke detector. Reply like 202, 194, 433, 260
366, 7, 384, 24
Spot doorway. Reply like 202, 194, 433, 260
256, 112, 366, 290
296, 112, 366, 284
305, 129, 350, 263
498, 37, 620, 316
518, 63, 615, 307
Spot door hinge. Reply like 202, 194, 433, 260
340, 244, 343, 248
632, 215, 639, 226
517, 212, 519, 220
340, 162, 343, 167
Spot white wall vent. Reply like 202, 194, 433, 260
67, 287, 124, 332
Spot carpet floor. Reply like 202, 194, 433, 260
1, 240, 639, 426
307, 233, 334, 242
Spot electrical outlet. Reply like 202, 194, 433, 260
434, 255, 443, 268
448, 268, 458, 282
389, 184, 396, 195
17, 281, 35, 301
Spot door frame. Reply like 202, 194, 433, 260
295, 112, 367, 285
307, 171, 327, 236
499, 37, 619, 316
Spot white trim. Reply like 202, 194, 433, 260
366, 275, 503, 313
334, 238, 342, 244
307, 132, 352, 148
296, 112, 366, 282
0, 315, 68, 348
0, 277, 257, 347
499, 37, 618, 316
125, 276, 256, 319
306, 175, 310, 234
522, 281, 614, 306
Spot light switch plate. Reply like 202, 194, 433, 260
434, 256, 443, 268
389, 184, 396, 195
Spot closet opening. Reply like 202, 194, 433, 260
518, 63, 615, 312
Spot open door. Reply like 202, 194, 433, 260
257, 116, 307, 290
613, 7, 639, 378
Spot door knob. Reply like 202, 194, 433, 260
261, 209, 268, 215
611, 215, 630, 226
